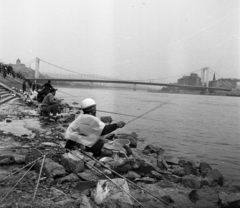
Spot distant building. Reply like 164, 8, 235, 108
9, 58, 50, 80
177, 73, 201, 86
10, 58, 35, 78
209, 78, 239, 89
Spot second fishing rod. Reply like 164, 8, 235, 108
57, 89, 173, 124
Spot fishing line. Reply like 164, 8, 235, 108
57, 89, 79, 98
56, 89, 172, 123
70, 105, 165, 122
126, 99, 173, 125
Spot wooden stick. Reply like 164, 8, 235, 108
32, 154, 46, 201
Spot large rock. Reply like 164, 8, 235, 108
60, 151, 85, 174
205, 169, 224, 186
108, 157, 156, 176
147, 170, 163, 180
13, 154, 25, 164
226, 193, 240, 208
133, 149, 158, 169
163, 174, 182, 183
56, 173, 80, 184
157, 159, 169, 170
74, 181, 98, 193
0, 155, 15, 165
199, 162, 212, 176
188, 190, 199, 203
123, 171, 141, 180
171, 166, 185, 177
77, 169, 100, 181
34, 158, 66, 178
143, 144, 165, 155
178, 159, 197, 175
164, 155, 179, 165
182, 175, 202, 189
218, 191, 228, 206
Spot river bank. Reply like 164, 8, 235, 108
0, 86, 240, 208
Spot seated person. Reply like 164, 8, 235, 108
40, 88, 61, 117
37, 89, 48, 103
64, 98, 125, 157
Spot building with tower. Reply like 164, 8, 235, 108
9, 59, 35, 78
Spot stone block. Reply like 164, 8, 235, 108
60, 150, 85, 174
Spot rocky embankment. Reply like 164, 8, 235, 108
0, 81, 239, 208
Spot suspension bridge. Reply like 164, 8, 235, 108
24, 57, 232, 91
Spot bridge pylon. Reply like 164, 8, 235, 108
35, 57, 40, 81
201, 67, 209, 88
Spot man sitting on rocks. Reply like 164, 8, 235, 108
64, 98, 125, 157
40, 88, 61, 118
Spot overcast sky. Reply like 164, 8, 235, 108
0, 0, 239, 81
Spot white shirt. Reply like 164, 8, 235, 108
65, 113, 105, 147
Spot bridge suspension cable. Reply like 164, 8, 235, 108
24, 58, 37, 66
39, 58, 118, 80
39, 59, 85, 76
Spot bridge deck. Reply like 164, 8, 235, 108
26, 78, 232, 91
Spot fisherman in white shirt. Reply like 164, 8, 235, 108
65, 98, 125, 157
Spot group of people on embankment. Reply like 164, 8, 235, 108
0, 62, 25, 80
21, 80, 62, 118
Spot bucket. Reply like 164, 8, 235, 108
112, 139, 130, 147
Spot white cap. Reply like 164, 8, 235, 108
81, 98, 96, 109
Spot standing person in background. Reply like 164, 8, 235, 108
64, 98, 126, 157
32, 83, 36, 91
22, 80, 26, 93
43, 80, 53, 93
2, 65, 7, 78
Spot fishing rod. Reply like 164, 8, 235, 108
126, 99, 172, 124
69, 105, 164, 122
57, 89, 173, 123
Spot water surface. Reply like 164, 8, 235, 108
57, 87, 240, 185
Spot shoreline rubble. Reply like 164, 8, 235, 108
0, 88, 239, 207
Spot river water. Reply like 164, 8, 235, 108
56, 87, 240, 186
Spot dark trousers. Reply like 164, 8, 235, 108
65, 139, 105, 157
